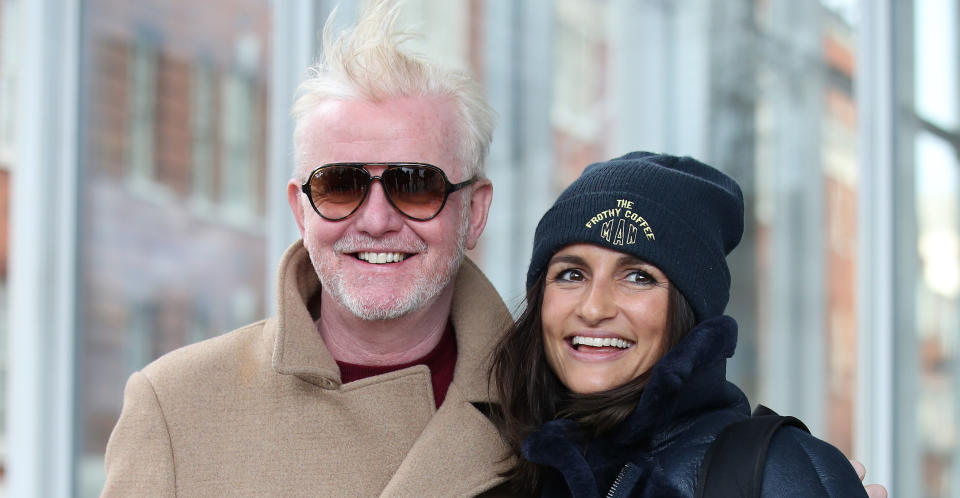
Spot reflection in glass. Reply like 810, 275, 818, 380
895, 1, 960, 495
913, 130, 959, 497
77, 1, 271, 495
0, 0, 17, 490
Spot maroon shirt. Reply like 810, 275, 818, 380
335, 323, 457, 408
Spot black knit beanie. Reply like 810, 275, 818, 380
527, 151, 744, 322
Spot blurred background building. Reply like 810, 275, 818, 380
0, 0, 957, 496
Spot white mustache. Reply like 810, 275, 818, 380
333, 234, 427, 254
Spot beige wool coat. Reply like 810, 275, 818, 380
102, 241, 515, 497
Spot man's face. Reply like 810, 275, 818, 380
287, 96, 492, 321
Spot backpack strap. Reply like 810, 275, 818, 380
694, 405, 810, 498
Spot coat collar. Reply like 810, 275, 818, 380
615, 315, 740, 440
268, 240, 511, 401
266, 240, 513, 496
269, 241, 340, 388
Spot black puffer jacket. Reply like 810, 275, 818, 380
522, 316, 868, 498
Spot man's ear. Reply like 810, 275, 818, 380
287, 179, 307, 236
464, 178, 493, 250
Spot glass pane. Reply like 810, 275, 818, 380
552, 0, 605, 187
77, 2, 272, 495
914, 0, 958, 130
0, 0, 15, 165
911, 131, 959, 497
0, 0, 17, 490
0, 165, 6, 491
894, 1, 960, 495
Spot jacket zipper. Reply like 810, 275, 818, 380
605, 463, 639, 498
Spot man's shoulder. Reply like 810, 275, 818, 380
140, 318, 272, 386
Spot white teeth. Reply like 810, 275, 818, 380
571, 336, 632, 349
357, 252, 406, 264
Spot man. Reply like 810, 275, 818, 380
103, 2, 512, 496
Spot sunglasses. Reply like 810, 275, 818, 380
300, 162, 477, 221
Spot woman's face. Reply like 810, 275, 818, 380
541, 243, 670, 395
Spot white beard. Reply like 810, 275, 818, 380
307, 203, 471, 321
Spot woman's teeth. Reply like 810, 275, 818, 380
357, 252, 406, 264
571, 336, 633, 349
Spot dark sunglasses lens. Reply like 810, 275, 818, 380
308, 167, 368, 219
382, 166, 447, 219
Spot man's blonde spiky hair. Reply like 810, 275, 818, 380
291, 0, 495, 179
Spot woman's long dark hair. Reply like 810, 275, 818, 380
488, 271, 696, 496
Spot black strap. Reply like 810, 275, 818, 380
694, 405, 810, 498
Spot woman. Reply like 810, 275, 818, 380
490, 151, 868, 497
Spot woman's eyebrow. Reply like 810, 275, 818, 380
548, 254, 586, 266
616, 254, 646, 267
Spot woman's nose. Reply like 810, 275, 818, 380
577, 280, 618, 324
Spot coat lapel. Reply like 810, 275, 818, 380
381, 258, 514, 497
379, 385, 510, 497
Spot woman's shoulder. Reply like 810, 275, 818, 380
761, 426, 868, 497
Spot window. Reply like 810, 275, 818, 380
127, 37, 159, 189
220, 70, 257, 219
0, 0, 17, 489
191, 61, 217, 205
0, 0, 16, 166
893, 2, 960, 494
76, 3, 272, 494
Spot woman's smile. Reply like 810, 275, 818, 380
568, 334, 635, 350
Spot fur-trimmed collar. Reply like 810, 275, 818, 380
615, 315, 738, 440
